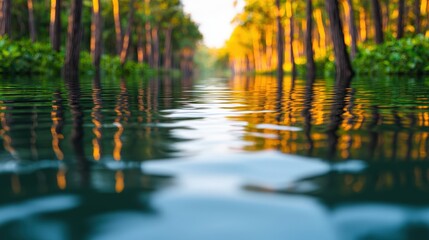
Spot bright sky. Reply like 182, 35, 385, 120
181, 0, 244, 48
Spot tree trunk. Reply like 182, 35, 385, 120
145, 21, 153, 67
313, 9, 327, 56
414, 0, 421, 34
383, 0, 390, 32
305, 0, 316, 79
346, 0, 358, 59
397, 0, 405, 39
152, 26, 159, 69
371, 0, 384, 44
288, 0, 296, 78
325, 0, 354, 79
0, 0, 11, 36
276, 0, 284, 81
120, 0, 135, 65
27, 0, 36, 42
64, 0, 83, 81
50, 0, 61, 51
91, 0, 102, 71
137, 24, 144, 63
163, 26, 173, 70
112, 0, 122, 55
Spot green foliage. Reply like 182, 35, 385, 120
0, 37, 63, 74
0, 37, 151, 76
354, 35, 429, 75
296, 56, 335, 77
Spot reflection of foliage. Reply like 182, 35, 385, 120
354, 35, 429, 75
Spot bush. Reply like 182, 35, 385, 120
0, 37, 152, 76
0, 37, 63, 74
353, 35, 429, 75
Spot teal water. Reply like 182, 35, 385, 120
1, 75, 429, 239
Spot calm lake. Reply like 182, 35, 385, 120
1, 74, 429, 239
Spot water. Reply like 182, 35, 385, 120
1, 74, 429, 240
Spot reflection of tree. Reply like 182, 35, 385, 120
30, 106, 38, 160
113, 78, 130, 161
162, 76, 173, 109
66, 77, 89, 187
368, 106, 380, 161
302, 76, 315, 156
326, 77, 352, 160
51, 90, 65, 160
0, 101, 17, 159
92, 74, 103, 161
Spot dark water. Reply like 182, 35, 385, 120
1, 74, 429, 240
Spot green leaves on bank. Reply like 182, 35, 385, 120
0, 37, 151, 75
354, 35, 429, 75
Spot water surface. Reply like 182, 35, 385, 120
1, 75, 429, 240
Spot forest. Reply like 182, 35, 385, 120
0, 0, 202, 76
221, 0, 429, 77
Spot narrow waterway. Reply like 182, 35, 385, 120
1, 75, 429, 239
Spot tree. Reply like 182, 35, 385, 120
370, 0, 384, 44
50, 0, 61, 51
325, 0, 354, 79
413, 0, 421, 34
120, 0, 135, 65
346, 0, 358, 58
397, 0, 405, 39
287, 0, 296, 77
0, 0, 11, 36
275, 0, 284, 80
112, 0, 122, 55
305, 0, 316, 79
27, 0, 36, 42
64, 0, 83, 80
91, 0, 102, 70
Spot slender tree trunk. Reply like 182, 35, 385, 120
137, 24, 144, 63
120, 0, 135, 65
91, 0, 102, 71
397, 0, 405, 38
288, 0, 296, 78
414, 0, 421, 34
145, 21, 153, 67
64, 0, 83, 81
305, 0, 316, 79
371, 0, 384, 44
383, 0, 390, 32
325, 0, 354, 79
313, 9, 327, 56
50, 0, 61, 51
152, 26, 159, 69
0, 0, 11, 36
346, 0, 358, 59
163, 26, 173, 70
276, 0, 284, 81
112, 0, 122, 55
27, 0, 36, 42
144, 0, 153, 67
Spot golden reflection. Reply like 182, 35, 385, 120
0, 101, 17, 159
51, 91, 64, 160
228, 76, 429, 162
92, 78, 103, 161
115, 170, 125, 193
113, 79, 130, 161
57, 168, 67, 190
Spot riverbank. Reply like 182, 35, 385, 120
0, 37, 168, 77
